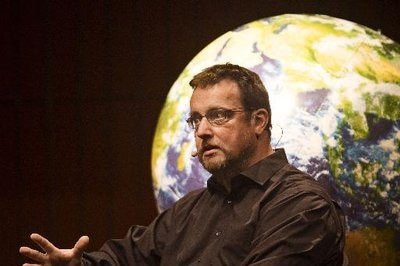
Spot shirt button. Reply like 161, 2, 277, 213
215, 231, 222, 237
227, 200, 232, 204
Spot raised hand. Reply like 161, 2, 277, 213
19, 233, 89, 266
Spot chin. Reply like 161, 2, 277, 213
200, 157, 227, 173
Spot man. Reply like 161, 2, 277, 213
20, 63, 346, 265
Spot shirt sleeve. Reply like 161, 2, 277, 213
241, 190, 345, 266
82, 209, 173, 266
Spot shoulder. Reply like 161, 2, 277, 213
260, 163, 345, 230
269, 163, 333, 201
260, 163, 343, 220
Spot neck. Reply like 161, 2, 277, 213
214, 141, 274, 193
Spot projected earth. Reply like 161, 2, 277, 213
151, 14, 400, 259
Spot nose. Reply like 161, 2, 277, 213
195, 117, 213, 137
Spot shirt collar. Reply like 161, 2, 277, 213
240, 148, 289, 186
207, 148, 289, 194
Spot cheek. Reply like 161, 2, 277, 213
219, 131, 249, 150
230, 130, 254, 148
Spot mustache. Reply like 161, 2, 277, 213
192, 142, 219, 157
198, 142, 220, 154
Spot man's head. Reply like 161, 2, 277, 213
188, 63, 273, 176
189, 63, 272, 137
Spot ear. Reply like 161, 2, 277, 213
252, 109, 269, 136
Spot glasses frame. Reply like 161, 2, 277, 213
186, 108, 252, 131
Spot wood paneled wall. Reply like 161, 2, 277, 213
2, 1, 399, 265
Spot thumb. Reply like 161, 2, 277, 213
73, 235, 89, 255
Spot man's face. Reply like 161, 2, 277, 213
189, 79, 258, 174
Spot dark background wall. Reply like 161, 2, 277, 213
2, 1, 399, 265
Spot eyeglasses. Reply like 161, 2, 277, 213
186, 108, 250, 130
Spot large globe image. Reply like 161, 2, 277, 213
151, 14, 400, 264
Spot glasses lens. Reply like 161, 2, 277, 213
208, 109, 230, 125
187, 114, 200, 129
187, 108, 246, 130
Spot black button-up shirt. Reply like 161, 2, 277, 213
83, 149, 345, 265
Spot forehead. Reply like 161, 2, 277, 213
190, 79, 242, 112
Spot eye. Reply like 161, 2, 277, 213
208, 109, 229, 124
216, 110, 227, 119
191, 114, 202, 124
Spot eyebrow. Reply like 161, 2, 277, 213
190, 107, 235, 115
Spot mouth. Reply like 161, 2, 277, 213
201, 144, 219, 156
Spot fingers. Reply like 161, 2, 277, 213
19, 246, 46, 261
20, 233, 89, 265
73, 235, 90, 255
30, 233, 58, 254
